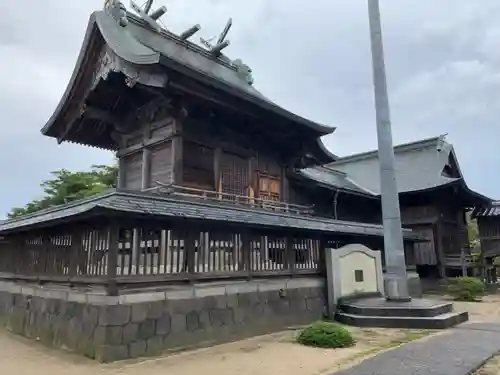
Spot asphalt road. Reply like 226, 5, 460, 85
332, 322, 500, 375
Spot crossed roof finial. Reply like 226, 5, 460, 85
130, 0, 167, 32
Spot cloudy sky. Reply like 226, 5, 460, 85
1, 0, 499, 217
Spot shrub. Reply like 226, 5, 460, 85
297, 321, 355, 349
447, 276, 485, 301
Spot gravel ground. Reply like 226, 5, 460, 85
332, 322, 500, 375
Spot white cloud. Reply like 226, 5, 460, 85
0, 0, 499, 218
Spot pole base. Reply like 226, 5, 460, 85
386, 295, 412, 302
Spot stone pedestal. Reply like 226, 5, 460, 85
335, 297, 468, 329
325, 244, 384, 318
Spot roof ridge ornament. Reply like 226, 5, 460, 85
104, 0, 129, 27
130, 0, 167, 32
199, 18, 254, 85
232, 59, 254, 85
436, 133, 448, 152
200, 18, 232, 56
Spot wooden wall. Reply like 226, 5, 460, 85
118, 115, 175, 191
181, 117, 289, 201
478, 217, 500, 258
288, 183, 380, 223
398, 199, 469, 269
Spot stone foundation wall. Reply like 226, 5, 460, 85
0, 278, 325, 362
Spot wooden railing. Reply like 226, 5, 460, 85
143, 182, 315, 216
0, 222, 324, 293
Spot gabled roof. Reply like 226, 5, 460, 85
330, 135, 459, 193
41, 7, 335, 147
298, 135, 492, 205
0, 190, 422, 241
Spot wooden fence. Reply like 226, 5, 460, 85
0, 221, 325, 294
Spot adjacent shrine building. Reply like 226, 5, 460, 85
299, 136, 492, 278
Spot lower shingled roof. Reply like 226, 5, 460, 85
0, 190, 422, 240
473, 201, 500, 218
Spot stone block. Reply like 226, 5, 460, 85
86, 294, 118, 305
171, 313, 186, 334
268, 299, 290, 315
232, 307, 247, 325
286, 278, 323, 290
99, 305, 131, 326
82, 305, 100, 333
94, 326, 123, 346
194, 285, 227, 298
201, 295, 227, 310
96, 344, 129, 363
199, 310, 211, 329
146, 336, 163, 356
122, 323, 139, 344
225, 293, 238, 309
209, 308, 234, 327
237, 292, 259, 308
67, 292, 87, 303
186, 311, 201, 332
147, 301, 165, 320
131, 303, 148, 323
119, 291, 165, 304
165, 298, 197, 315
258, 280, 286, 292
225, 281, 258, 295
138, 319, 155, 340
129, 340, 147, 358
155, 313, 171, 336
165, 288, 194, 300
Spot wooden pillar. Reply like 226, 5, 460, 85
40, 234, 51, 276
261, 236, 269, 262
214, 147, 222, 192
171, 120, 183, 185
281, 166, 289, 203
248, 157, 255, 204
318, 235, 328, 274
240, 230, 251, 273
160, 230, 167, 267
141, 148, 151, 190
69, 230, 82, 277
286, 235, 295, 273
435, 221, 446, 278
117, 156, 126, 189
183, 230, 196, 274
199, 231, 209, 269
132, 228, 140, 275
106, 223, 119, 296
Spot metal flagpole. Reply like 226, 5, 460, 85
367, 0, 410, 301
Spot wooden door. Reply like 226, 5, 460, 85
257, 173, 281, 202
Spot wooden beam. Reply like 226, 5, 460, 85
213, 146, 222, 191
82, 106, 121, 126
168, 79, 260, 121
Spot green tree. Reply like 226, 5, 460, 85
8, 164, 118, 218
466, 211, 479, 249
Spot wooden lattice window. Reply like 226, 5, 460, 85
258, 173, 280, 201
183, 140, 214, 190
220, 152, 249, 197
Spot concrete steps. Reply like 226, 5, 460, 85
336, 297, 469, 329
